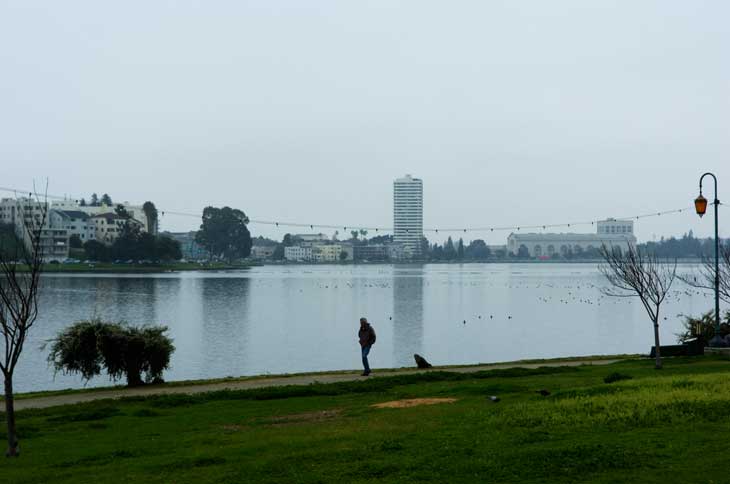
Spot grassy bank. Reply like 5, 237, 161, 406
4, 356, 730, 483
24, 261, 256, 273
4, 354, 634, 402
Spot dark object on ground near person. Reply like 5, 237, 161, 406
488, 395, 500, 403
649, 339, 704, 358
414, 354, 432, 369
536, 389, 551, 397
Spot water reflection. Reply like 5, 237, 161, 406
200, 277, 251, 377
392, 266, 424, 367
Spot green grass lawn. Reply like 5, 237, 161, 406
4, 357, 730, 483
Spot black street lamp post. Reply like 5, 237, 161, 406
695, 172, 724, 347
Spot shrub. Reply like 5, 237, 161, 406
676, 311, 730, 344
48, 319, 175, 387
604, 372, 633, 384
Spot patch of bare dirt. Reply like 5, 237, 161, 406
264, 409, 342, 425
372, 398, 458, 409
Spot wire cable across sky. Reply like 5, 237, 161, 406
0, 185, 707, 234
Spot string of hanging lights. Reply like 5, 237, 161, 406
0, 185, 701, 235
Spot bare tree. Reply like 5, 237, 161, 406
0, 192, 47, 457
599, 244, 677, 369
682, 244, 730, 304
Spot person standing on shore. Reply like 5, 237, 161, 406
358, 317, 376, 376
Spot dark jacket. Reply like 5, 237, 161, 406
359, 323, 376, 347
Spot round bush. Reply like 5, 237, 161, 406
48, 319, 175, 387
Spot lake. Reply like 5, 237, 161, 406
16, 263, 713, 393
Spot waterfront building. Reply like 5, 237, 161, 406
52, 199, 154, 234
312, 244, 344, 262
354, 244, 389, 262
167, 231, 208, 260
49, 210, 96, 243
284, 246, 313, 262
387, 243, 407, 261
251, 245, 276, 260
393, 174, 423, 258
90, 213, 144, 244
340, 244, 354, 261
507, 219, 637, 258
0, 198, 70, 261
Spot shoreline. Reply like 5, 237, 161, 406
27, 262, 258, 274
5, 354, 637, 408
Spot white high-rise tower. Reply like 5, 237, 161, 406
393, 174, 423, 257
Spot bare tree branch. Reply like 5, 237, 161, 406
0, 187, 47, 457
680, 244, 730, 304
599, 244, 677, 370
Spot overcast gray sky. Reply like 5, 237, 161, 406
1, 1, 728, 243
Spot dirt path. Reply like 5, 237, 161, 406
9, 359, 622, 411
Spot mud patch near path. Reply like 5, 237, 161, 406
372, 398, 458, 409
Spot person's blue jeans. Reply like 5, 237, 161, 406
361, 345, 371, 373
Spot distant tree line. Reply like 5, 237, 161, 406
426, 237, 512, 261
638, 231, 724, 259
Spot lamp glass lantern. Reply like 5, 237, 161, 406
695, 195, 708, 217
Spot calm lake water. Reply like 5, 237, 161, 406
17, 263, 714, 393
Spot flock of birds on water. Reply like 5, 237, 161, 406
239, 268, 715, 326
58, 268, 714, 329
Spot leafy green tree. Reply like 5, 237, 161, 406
79, 198, 87, 207
0, 224, 23, 260
101, 194, 113, 206
517, 245, 530, 258
350, 230, 359, 241
444, 237, 456, 260
90, 193, 99, 206
84, 240, 112, 262
69, 234, 83, 249
369, 234, 394, 245
339, 250, 348, 261
142, 201, 159, 235
465, 239, 491, 260
420, 237, 430, 258
252, 236, 278, 247
155, 235, 182, 261
195, 206, 252, 262
112, 220, 144, 260
431, 243, 444, 260
359, 229, 368, 240
115, 204, 130, 220
457, 238, 465, 260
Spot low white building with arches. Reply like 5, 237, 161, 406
507, 219, 637, 258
